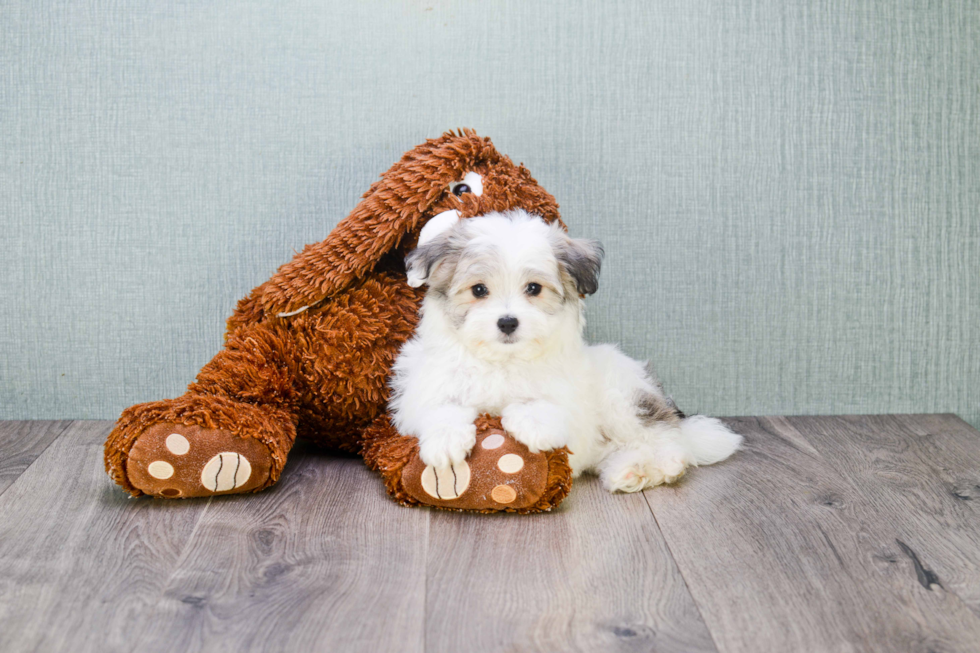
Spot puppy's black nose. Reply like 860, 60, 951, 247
497, 315, 519, 335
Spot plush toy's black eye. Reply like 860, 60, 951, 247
452, 183, 471, 197
526, 282, 542, 297
471, 283, 488, 298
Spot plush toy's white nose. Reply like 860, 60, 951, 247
417, 209, 460, 247
407, 209, 462, 288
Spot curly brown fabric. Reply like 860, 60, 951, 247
104, 130, 572, 512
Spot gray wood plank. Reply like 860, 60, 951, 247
131, 443, 428, 653
0, 420, 73, 496
0, 420, 212, 653
4, 414, 977, 653
0, 426, 428, 653
425, 475, 717, 653
783, 414, 980, 617
645, 416, 980, 653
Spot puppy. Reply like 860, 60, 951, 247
389, 210, 742, 492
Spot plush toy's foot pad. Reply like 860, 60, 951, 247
125, 423, 273, 498
400, 428, 553, 511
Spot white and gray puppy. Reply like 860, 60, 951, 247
389, 210, 741, 492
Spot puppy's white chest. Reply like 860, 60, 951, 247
459, 362, 572, 414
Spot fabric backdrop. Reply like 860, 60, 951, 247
2, 1, 978, 428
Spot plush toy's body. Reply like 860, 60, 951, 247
104, 131, 572, 511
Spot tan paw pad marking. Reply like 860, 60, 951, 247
481, 433, 505, 450
491, 484, 517, 504
497, 453, 524, 474
166, 433, 190, 455
147, 460, 174, 480
420, 461, 470, 500
201, 452, 252, 492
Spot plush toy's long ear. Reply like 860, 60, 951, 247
260, 130, 498, 317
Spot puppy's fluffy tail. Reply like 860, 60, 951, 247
679, 415, 743, 466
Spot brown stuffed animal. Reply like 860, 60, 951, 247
104, 130, 572, 512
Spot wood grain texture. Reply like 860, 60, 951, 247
0, 420, 72, 495
134, 442, 428, 653
425, 475, 717, 653
783, 414, 980, 617
645, 416, 980, 653
0, 421, 211, 652
3, 415, 980, 652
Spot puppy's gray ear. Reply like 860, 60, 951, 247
406, 242, 439, 288
553, 233, 604, 296
406, 235, 456, 288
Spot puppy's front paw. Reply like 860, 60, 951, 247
501, 402, 568, 454
417, 421, 477, 469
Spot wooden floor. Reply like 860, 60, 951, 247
1, 416, 979, 652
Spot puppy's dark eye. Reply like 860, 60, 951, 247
526, 282, 542, 297
472, 283, 488, 298
452, 183, 472, 197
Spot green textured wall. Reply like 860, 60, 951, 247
2, 1, 978, 427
